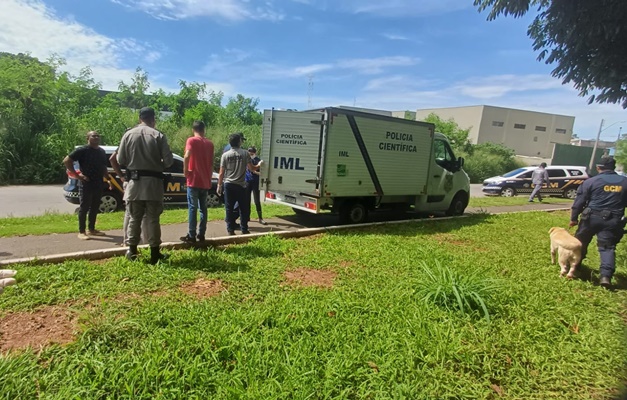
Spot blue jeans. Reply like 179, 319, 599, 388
187, 187, 208, 238
224, 182, 250, 232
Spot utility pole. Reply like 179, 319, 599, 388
617, 126, 623, 143
588, 119, 604, 172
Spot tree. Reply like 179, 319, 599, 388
474, 0, 627, 108
117, 67, 150, 109
420, 113, 471, 152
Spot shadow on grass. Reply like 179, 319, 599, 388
575, 263, 627, 292
277, 209, 495, 238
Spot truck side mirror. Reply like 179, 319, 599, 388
457, 157, 464, 170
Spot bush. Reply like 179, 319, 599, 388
461, 143, 525, 183
415, 260, 498, 321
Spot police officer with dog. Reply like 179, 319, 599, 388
569, 156, 627, 288
116, 107, 174, 264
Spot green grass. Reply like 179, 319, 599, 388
469, 195, 573, 208
0, 196, 572, 238
1, 211, 626, 399
0, 204, 294, 238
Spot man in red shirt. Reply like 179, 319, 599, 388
180, 121, 215, 243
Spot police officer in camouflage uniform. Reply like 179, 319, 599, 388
116, 107, 174, 264
569, 156, 627, 288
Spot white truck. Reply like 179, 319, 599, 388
260, 107, 470, 224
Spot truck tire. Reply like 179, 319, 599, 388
339, 201, 368, 224
446, 192, 469, 216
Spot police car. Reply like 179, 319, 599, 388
482, 165, 588, 199
63, 145, 221, 212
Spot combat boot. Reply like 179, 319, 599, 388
150, 247, 168, 265
126, 245, 139, 261
599, 276, 611, 289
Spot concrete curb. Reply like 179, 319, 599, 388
0, 207, 571, 267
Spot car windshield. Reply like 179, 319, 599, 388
501, 168, 528, 178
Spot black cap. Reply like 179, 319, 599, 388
248, 146, 257, 153
139, 107, 155, 120
597, 156, 616, 170
237, 132, 246, 141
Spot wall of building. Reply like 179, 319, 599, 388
414, 106, 484, 143
415, 105, 574, 158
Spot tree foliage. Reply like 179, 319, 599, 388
420, 113, 471, 152
474, 0, 627, 108
0, 52, 264, 184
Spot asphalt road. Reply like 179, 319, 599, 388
0, 184, 487, 218
0, 185, 77, 218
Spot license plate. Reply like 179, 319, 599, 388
284, 195, 296, 204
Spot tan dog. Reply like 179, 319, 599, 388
549, 227, 582, 278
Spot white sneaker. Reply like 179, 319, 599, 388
78, 233, 90, 240
0, 270, 17, 279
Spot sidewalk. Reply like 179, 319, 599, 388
0, 203, 570, 265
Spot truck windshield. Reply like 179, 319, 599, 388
502, 168, 527, 178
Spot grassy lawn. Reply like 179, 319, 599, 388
1, 211, 625, 398
0, 204, 295, 238
469, 195, 573, 208
0, 196, 572, 238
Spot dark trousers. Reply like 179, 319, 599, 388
246, 179, 263, 219
575, 214, 625, 278
78, 180, 103, 233
224, 182, 250, 232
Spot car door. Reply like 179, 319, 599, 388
427, 138, 457, 203
543, 168, 567, 196
164, 158, 187, 205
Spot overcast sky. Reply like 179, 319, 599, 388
1, 0, 625, 139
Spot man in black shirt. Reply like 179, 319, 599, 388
63, 131, 108, 240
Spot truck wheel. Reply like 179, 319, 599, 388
563, 188, 577, 199
446, 192, 468, 216
339, 202, 368, 224
99, 191, 122, 213
500, 187, 516, 197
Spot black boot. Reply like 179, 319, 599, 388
150, 246, 168, 265
126, 245, 138, 261
599, 276, 611, 289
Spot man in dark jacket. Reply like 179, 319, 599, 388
570, 156, 627, 288
63, 131, 108, 240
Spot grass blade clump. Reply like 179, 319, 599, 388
416, 260, 498, 321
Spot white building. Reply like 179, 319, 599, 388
414, 105, 575, 159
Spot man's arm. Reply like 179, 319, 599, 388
160, 134, 174, 169
217, 167, 225, 196
183, 149, 191, 178
109, 151, 125, 182
63, 153, 88, 182
570, 183, 590, 226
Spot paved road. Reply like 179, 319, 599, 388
0, 185, 76, 217
0, 184, 488, 218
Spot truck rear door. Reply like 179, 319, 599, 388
260, 110, 324, 201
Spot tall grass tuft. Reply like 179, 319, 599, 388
416, 260, 498, 321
